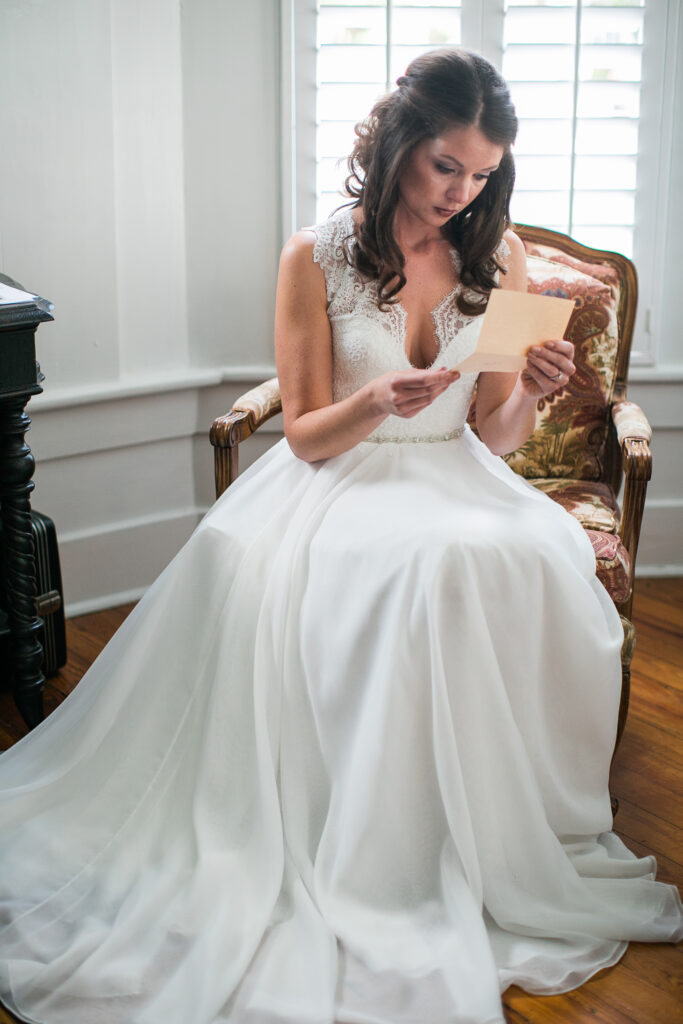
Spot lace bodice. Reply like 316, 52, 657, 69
309, 209, 509, 443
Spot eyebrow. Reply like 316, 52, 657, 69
437, 154, 500, 173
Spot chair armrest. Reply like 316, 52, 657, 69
210, 377, 282, 450
210, 378, 282, 499
612, 401, 653, 617
612, 400, 652, 445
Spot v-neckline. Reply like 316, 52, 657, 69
341, 209, 464, 371
395, 253, 463, 370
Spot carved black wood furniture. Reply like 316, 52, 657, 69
0, 274, 54, 728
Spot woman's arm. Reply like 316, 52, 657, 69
274, 231, 459, 463
475, 230, 576, 456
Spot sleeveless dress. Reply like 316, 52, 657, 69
0, 210, 681, 1024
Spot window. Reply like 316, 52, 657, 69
504, 0, 643, 256
316, 2, 463, 221
283, 0, 674, 362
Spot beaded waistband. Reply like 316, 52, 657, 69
362, 425, 466, 445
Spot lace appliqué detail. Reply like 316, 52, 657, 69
429, 250, 478, 359
307, 212, 511, 444
310, 213, 367, 315
430, 238, 510, 353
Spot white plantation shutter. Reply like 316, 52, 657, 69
316, 0, 643, 256
317, 1, 463, 219
504, 0, 644, 257
284, 0, 670, 360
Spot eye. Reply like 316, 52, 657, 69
474, 173, 491, 182
434, 162, 453, 175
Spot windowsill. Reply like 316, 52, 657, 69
628, 364, 683, 384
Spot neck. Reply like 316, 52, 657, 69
392, 203, 445, 254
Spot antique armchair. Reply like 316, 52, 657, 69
210, 226, 652, 750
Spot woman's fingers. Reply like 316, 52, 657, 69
398, 381, 451, 399
521, 339, 576, 397
399, 369, 459, 389
522, 364, 553, 392
527, 351, 573, 378
375, 367, 460, 418
394, 377, 457, 414
527, 340, 575, 383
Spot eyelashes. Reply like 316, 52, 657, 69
434, 162, 490, 182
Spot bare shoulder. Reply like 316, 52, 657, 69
279, 228, 318, 274
499, 228, 527, 291
277, 230, 328, 308
502, 227, 526, 263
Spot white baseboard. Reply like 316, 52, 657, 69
60, 508, 202, 615
66, 587, 149, 619
61, 502, 681, 618
635, 498, 683, 574
636, 565, 683, 577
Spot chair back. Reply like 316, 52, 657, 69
500, 225, 637, 494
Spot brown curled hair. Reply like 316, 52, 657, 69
342, 48, 518, 315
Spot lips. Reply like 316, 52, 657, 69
435, 207, 457, 217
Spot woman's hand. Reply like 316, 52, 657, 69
520, 339, 576, 399
369, 366, 460, 419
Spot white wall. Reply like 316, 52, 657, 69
628, 0, 683, 576
0, 0, 681, 615
181, 0, 281, 369
0, 0, 280, 612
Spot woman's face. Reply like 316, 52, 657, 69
397, 123, 504, 229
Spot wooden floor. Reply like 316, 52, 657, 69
0, 579, 681, 1023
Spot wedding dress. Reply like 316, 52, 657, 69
0, 210, 681, 1024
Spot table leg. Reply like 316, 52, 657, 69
0, 395, 44, 728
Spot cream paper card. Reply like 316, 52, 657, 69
456, 289, 576, 373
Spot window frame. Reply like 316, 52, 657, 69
280, 0, 675, 365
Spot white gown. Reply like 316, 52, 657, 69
1, 211, 681, 1024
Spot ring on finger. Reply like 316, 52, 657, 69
551, 370, 563, 381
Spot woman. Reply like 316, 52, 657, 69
0, 48, 680, 1024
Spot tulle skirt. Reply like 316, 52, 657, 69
0, 428, 681, 1024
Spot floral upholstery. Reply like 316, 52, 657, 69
522, 241, 622, 300
528, 479, 628, 601
502, 253, 620, 481
530, 479, 620, 533
464, 239, 637, 608
586, 530, 632, 604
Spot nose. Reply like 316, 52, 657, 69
447, 178, 474, 206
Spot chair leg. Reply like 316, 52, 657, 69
615, 615, 635, 751
213, 445, 239, 500
610, 616, 636, 819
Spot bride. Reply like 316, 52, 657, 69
1, 47, 681, 1024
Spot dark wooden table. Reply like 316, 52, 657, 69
0, 274, 53, 727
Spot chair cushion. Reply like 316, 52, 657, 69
501, 252, 620, 481
530, 479, 620, 533
521, 241, 623, 300
530, 478, 629, 601
585, 530, 632, 604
